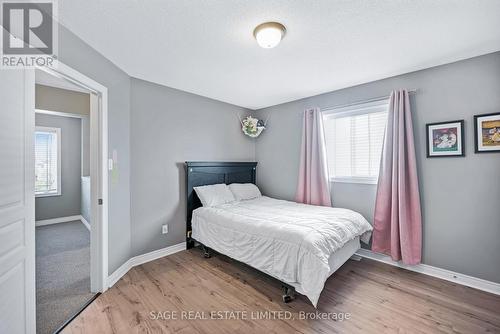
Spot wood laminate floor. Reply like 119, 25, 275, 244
63, 248, 500, 334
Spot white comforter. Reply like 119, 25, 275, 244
191, 196, 372, 306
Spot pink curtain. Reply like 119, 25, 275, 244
372, 90, 422, 265
295, 108, 332, 207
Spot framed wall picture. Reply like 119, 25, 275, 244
474, 112, 500, 153
426, 120, 465, 158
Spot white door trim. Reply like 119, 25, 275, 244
35, 108, 86, 119
36, 62, 109, 293
25, 69, 37, 334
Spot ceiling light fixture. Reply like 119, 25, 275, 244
253, 22, 286, 49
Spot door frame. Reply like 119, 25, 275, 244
36, 61, 109, 293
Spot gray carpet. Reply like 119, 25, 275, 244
36, 221, 95, 334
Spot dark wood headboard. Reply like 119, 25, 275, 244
185, 161, 257, 248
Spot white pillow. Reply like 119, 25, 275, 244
194, 184, 235, 207
228, 183, 262, 201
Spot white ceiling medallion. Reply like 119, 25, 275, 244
253, 22, 286, 49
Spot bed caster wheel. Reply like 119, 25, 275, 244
281, 285, 295, 303
201, 245, 211, 258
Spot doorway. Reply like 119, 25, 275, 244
34, 63, 108, 333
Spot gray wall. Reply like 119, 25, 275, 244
50, 22, 500, 284
254, 52, 500, 284
35, 113, 81, 221
35, 84, 90, 116
35, 84, 91, 176
130, 78, 255, 257
58, 24, 132, 273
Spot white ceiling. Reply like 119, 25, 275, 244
58, 0, 500, 110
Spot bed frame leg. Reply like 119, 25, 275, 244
201, 244, 211, 258
281, 284, 295, 303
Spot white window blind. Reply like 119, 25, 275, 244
35, 127, 61, 196
323, 99, 389, 184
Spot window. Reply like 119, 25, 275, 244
35, 127, 61, 197
323, 99, 388, 184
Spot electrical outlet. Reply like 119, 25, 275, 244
162, 224, 168, 234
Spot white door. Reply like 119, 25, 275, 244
0, 70, 36, 334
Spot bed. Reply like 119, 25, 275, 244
185, 161, 372, 307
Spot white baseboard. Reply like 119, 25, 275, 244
107, 258, 132, 288
36, 214, 91, 231
35, 215, 83, 227
130, 242, 186, 267
107, 242, 186, 288
105, 243, 500, 296
79, 216, 91, 231
356, 248, 500, 296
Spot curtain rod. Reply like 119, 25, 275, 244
321, 89, 418, 112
